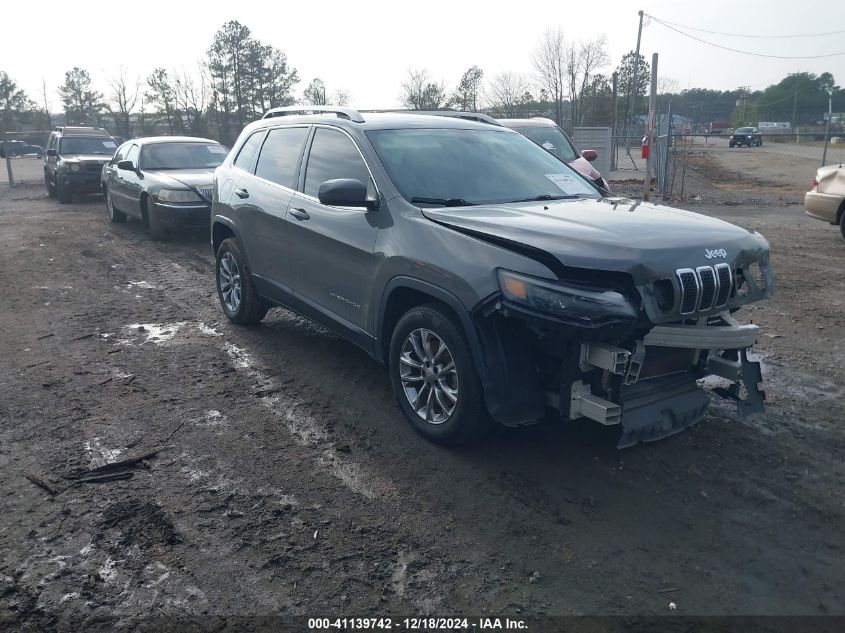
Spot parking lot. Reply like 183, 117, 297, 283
0, 185, 843, 627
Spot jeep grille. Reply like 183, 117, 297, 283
676, 264, 733, 315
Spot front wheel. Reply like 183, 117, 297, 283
57, 180, 71, 204
45, 177, 56, 198
839, 208, 845, 240
215, 238, 268, 325
388, 304, 490, 444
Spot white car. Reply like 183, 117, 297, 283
804, 163, 845, 239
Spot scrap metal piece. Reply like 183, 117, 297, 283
712, 349, 765, 416
644, 322, 760, 349
624, 340, 646, 385
579, 342, 630, 374
569, 381, 621, 425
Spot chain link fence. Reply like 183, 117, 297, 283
608, 132, 845, 204
1, 131, 52, 187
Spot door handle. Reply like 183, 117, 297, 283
289, 208, 310, 220
235, 188, 249, 199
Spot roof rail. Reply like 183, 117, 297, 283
262, 106, 365, 123
361, 110, 501, 126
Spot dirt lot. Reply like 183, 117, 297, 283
1, 186, 844, 630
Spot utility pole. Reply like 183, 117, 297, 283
821, 90, 833, 167
612, 71, 618, 169
625, 9, 645, 157
644, 52, 658, 201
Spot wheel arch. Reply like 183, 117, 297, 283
376, 277, 483, 369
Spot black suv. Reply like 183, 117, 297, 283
729, 127, 763, 148
212, 106, 773, 447
44, 127, 117, 203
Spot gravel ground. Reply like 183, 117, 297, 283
0, 186, 843, 631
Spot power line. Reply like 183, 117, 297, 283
647, 15, 845, 59
648, 15, 845, 39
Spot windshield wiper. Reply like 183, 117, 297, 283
410, 197, 477, 207
508, 194, 590, 203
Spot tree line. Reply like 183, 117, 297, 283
2, 21, 843, 146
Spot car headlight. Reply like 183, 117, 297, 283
69, 163, 80, 172
497, 269, 638, 324
157, 189, 202, 203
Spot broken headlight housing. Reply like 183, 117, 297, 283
497, 269, 638, 325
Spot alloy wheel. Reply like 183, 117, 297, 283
219, 252, 242, 313
399, 328, 459, 424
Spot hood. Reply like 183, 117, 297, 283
145, 168, 215, 189
421, 197, 770, 284
568, 156, 602, 181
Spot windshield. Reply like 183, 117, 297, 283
140, 142, 228, 170
367, 128, 599, 206
735, 127, 754, 134
517, 126, 579, 162
59, 137, 117, 155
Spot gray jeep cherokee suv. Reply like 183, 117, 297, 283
212, 106, 773, 447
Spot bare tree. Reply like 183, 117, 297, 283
41, 78, 52, 130
532, 28, 567, 127
333, 89, 351, 106
303, 78, 327, 105
485, 72, 532, 118
107, 67, 139, 138
173, 66, 209, 134
567, 35, 608, 127
399, 68, 447, 110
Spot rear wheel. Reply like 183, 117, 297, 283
389, 304, 490, 444
45, 176, 56, 198
839, 206, 845, 240
215, 237, 268, 325
106, 189, 127, 223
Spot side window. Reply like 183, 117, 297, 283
233, 131, 265, 172
254, 127, 309, 188
125, 145, 139, 166
303, 128, 371, 199
112, 143, 129, 164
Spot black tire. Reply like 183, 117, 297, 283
215, 237, 268, 325
145, 199, 170, 240
57, 180, 71, 204
388, 303, 490, 445
45, 177, 56, 198
839, 207, 845, 241
105, 189, 127, 223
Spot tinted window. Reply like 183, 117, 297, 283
304, 128, 370, 198
234, 131, 265, 172
255, 127, 309, 188
125, 145, 139, 166
59, 137, 117, 155
367, 128, 598, 206
112, 143, 129, 164
140, 142, 228, 170
518, 126, 578, 162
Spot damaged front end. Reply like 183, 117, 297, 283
475, 259, 772, 448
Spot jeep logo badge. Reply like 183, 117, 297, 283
704, 248, 727, 260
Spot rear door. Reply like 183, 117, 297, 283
286, 126, 380, 341
231, 126, 310, 300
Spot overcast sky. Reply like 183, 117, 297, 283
5, 0, 845, 111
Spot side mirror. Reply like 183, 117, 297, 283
46, 148, 57, 157
581, 149, 598, 162
318, 178, 375, 209
117, 160, 136, 171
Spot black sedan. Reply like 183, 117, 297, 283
101, 137, 228, 239
729, 127, 763, 148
